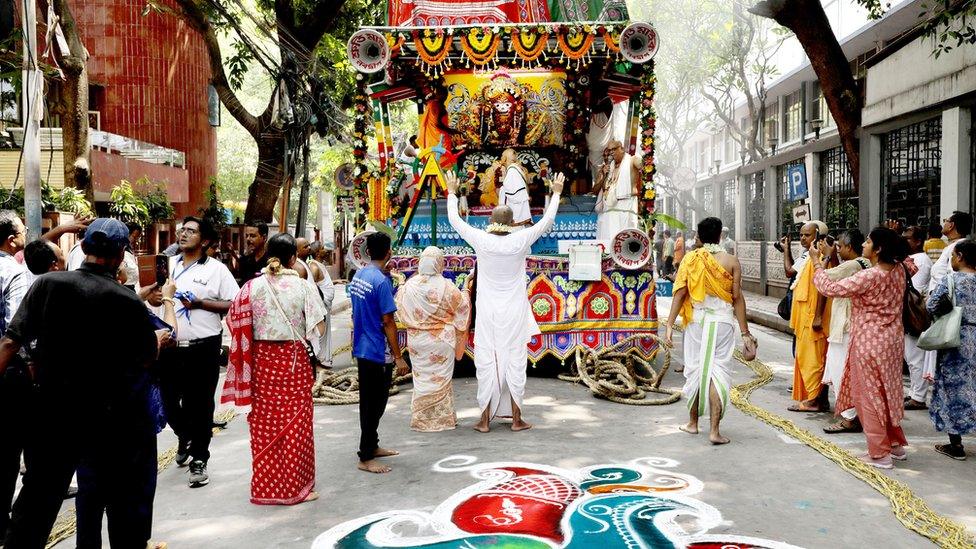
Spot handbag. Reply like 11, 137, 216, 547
263, 277, 317, 363
902, 263, 931, 337
918, 274, 963, 351
777, 280, 794, 321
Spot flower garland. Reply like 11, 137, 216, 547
602, 28, 621, 53
460, 28, 501, 68
638, 62, 657, 226
556, 27, 596, 69
385, 33, 406, 55
352, 75, 370, 224
510, 28, 549, 67
413, 29, 452, 78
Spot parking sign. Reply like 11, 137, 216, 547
787, 165, 808, 201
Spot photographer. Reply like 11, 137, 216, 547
783, 221, 832, 413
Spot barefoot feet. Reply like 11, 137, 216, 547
511, 419, 532, 431
300, 491, 320, 504
709, 434, 731, 445
374, 448, 399, 458
358, 459, 392, 474
473, 422, 490, 433
678, 423, 699, 435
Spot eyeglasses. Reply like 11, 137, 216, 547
183, 227, 200, 235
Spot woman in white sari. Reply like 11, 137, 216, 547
396, 247, 470, 432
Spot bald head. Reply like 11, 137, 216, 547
490, 205, 514, 228
296, 237, 310, 260
605, 139, 625, 163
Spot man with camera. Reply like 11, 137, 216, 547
783, 221, 832, 413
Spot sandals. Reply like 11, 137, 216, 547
788, 404, 829, 413
903, 399, 928, 411
823, 419, 862, 434
935, 444, 967, 461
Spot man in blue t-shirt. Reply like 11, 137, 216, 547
349, 232, 409, 474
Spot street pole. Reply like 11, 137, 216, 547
294, 136, 311, 237
21, 0, 42, 237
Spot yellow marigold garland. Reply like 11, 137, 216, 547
460, 28, 501, 68
557, 28, 595, 69
511, 28, 549, 67
413, 30, 452, 77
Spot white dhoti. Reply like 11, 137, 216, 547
905, 335, 934, 403
823, 333, 857, 420
681, 300, 735, 418
447, 190, 562, 420
595, 153, 639, 240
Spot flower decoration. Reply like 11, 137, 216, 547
460, 28, 501, 68
557, 29, 595, 69
637, 62, 657, 225
413, 30, 452, 77
511, 28, 549, 68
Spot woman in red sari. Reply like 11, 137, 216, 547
813, 227, 914, 469
222, 233, 326, 504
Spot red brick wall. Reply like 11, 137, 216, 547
71, 0, 216, 217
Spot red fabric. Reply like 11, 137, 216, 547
389, 0, 551, 27
222, 279, 254, 410
249, 340, 315, 505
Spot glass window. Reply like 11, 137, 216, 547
811, 81, 834, 129
697, 185, 713, 218
880, 117, 942, 228
783, 91, 802, 142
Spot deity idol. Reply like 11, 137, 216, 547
479, 75, 525, 147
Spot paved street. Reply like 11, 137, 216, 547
44, 294, 974, 548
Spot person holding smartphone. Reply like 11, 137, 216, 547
787, 220, 832, 413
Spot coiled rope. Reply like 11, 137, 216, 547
312, 367, 413, 405
731, 351, 974, 548
559, 334, 681, 405
45, 409, 239, 548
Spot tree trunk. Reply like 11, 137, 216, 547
757, 0, 862, 190
52, 0, 92, 202
244, 129, 285, 222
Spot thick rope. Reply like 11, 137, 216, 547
731, 351, 974, 548
560, 334, 681, 405
45, 409, 239, 548
312, 367, 413, 405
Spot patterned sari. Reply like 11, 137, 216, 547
223, 272, 325, 504
396, 247, 471, 432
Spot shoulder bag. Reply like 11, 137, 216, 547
902, 263, 931, 337
263, 277, 317, 363
918, 275, 962, 350
777, 276, 794, 321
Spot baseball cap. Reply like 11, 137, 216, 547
82, 218, 132, 252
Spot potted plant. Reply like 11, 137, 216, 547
110, 180, 151, 227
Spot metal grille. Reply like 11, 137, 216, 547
777, 158, 806, 237
820, 146, 858, 235
698, 185, 713, 218
748, 171, 766, 240
880, 117, 942, 227
721, 179, 736, 234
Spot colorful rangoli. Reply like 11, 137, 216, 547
312, 456, 803, 549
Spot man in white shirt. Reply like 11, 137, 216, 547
158, 216, 239, 488
902, 226, 935, 409
929, 211, 973, 294
446, 170, 564, 433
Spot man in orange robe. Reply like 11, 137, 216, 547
789, 221, 831, 412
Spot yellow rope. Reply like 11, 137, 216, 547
45, 409, 239, 548
731, 351, 974, 548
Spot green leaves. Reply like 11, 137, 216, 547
226, 40, 255, 91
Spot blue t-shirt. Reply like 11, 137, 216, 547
350, 265, 397, 364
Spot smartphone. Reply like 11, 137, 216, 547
824, 234, 836, 247
154, 254, 169, 286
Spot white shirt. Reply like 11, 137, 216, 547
169, 254, 239, 341
500, 166, 531, 224
929, 239, 960, 294
67, 244, 85, 271
309, 259, 336, 310
909, 251, 932, 293
790, 250, 809, 290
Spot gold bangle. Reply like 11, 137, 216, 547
161, 297, 175, 305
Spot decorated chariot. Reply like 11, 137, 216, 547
344, 0, 662, 367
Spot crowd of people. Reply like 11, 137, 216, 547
0, 214, 338, 547
772, 212, 976, 468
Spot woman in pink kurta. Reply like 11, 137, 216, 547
813, 227, 914, 469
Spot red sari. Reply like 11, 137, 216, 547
222, 279, 316, 505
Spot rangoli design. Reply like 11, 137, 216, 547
312, 456, 802, 549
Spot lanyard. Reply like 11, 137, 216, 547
173, 257, 204, 281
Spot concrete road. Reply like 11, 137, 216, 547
53, 299, 973, 548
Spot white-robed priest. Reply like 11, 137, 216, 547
445, 169, 565, 432
593, 139, 641, 240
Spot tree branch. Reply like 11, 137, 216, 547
172, 0, 261, 137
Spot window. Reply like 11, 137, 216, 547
820, 147, 858, 234
783, 91, 802, 142
880, 118, 942, 228
777, 158, 806, 237
748, 171, 766, 240
0, 79, 18, 125
697, 141, 707, 173
697, 185, 713, 219
721, 180, 736, 235
725, 128, 735, 163
764, 104, 779, 147
811, 81, 834, 129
